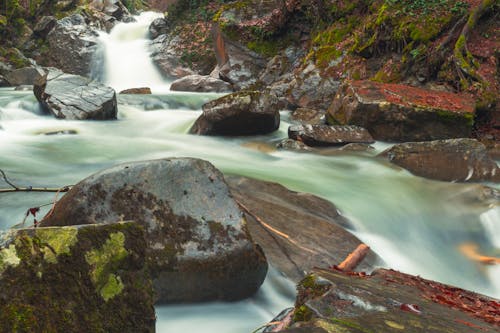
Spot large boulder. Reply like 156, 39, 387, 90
34, 69, 117, 120
4, 66, 45, 86
148, 16, 168, 39
328, 80, 475, 142
33, 16, 57, 37
227, 176, 379, 282
40, 158, 268, 303
0, 223, 155, 332
46, 14, 99, 76
275, 268, 500, 332
170, 74, 233, 93
288, 124, 374, 147
150, 34, 197, 79
380, 138, 500, 182
189, 90, 280, 136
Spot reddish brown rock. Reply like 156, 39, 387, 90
380, 138, 500, 182
119, 87, 152, 94
327, 81, 475, 142
289, 124, 374, 147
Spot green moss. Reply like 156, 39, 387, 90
85, 232, 128, 301
0, 244, 21, 274
436, 110, 474, 127
293, 305, 313, 322
330, 318, 375, 333
0, 303, 36, 332
37, 227, 78, 263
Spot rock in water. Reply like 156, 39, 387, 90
288, 124, 374, 147
227, 176, 379, 282
0, 223, 155, 332
34, 69, 117, 120
41, 158, 268, 302
328, 80, 475, 142
380, 138, 500, 182
47, 14, 99, 76
170, 74, 233, 93
190, 90, 280, 136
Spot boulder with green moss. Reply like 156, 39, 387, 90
0, 222, 155, 333
274, 268, 500, 332
328, 80, 476, 142
41, 158, 268, 303
190, 90, 280, 136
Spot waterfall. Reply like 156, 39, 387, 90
96, 12, 170, 93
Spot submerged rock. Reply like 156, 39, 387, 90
41, 158, 267, 303
380, 138, 500, 182
276, 268, 500, 332
276, 139, 311, 152
34, 69, 117, 120
46, 14, 99, 76
227, 176, 379, 282
328, 80, 475, 142
170, 74, 233, 93
289, 124, 374, 147
0, 222, 155, 332
190, 90, 280, 136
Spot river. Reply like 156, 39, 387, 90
0, 11, 499, 333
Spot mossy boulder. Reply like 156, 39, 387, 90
0, 222, 155, 333
227, 176, 379, 283
190, 90, 280, 136
327, 80, 476, 142
277, 268, 500, 332
41, 158, 268, 303
34, 68, 117, 120
380, 138, 500, 183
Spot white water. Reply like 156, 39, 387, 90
96, 12, 170, 93
1, 11, 500, 332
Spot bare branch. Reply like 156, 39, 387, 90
0, 186, 71, 193
0, 168, 19, 190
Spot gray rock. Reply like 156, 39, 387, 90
289, 124, 374, 147
290, 107, 325, 125
5, 66, 45, 86
151, 34, 196, 79
0, 75, 9, 87
33, 16, 57, 37
47, 14, 99, 76
149, 17, 168, 39
14, 85, 34, 91
189, 90, 280, 136
276, 139, 311, 152
34, 69, 117, 120
170, 74, 233, 93
40, 158, 268, 303
380, 138, 500, 182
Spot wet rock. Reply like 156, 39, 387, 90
151, 34, 197, 79
41, 158, 267, 303
170, 74, 232, 93
4, 66, 44, 86
119, 87, 152, 94
0, 223, 155, 332
328, 81, 475, 142
34, 68, 117, 120
380, 138, 500, 182
0, 75, 9, 87
148, 16, 168, 39
290, 108, 325, 125
339, 143, 375, 152
33, 16, 57, 37
279, 268, 499, 332
227, 176, 379, 282
289, 124, 374, 147
42, 129, 78, 135
14, 85, 33, 91
276, 139, 311, 152
47, 14, 99, 76
190, 90, 280, 136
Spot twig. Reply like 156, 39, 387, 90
43, 187, 65, 220
0, 168, 19, 190
0, 187, 71, 193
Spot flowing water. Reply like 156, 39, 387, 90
0, 12, 499, 332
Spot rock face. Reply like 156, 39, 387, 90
34, 69, 117, 120
189, 90, 280, 136
170, 74, 233, 93
0, 223, 155, 332
289, 124, 375, 147
4, 66, 45, 86
227, 176, 379, 282
277, 268, 499, 332
41, 158, 267, 303
46, 14, 99, 76
328, 80, 475, 142
380, 138, 500, 182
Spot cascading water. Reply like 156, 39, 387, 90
96, 12, 170, 93
0, 11, 499, 333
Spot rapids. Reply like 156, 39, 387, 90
0, 11, 499, 332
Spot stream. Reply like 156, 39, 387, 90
0, 12, 499, 333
